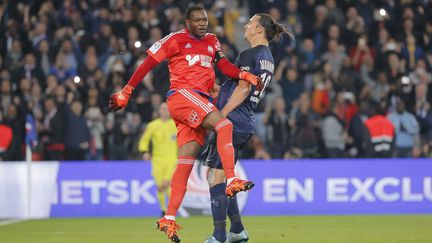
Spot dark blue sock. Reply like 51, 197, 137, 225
210, 183, 227, 241
227, 196, 244, 234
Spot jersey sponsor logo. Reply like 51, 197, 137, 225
207, 45, 214, 53
240, 66, 251, 71
149, 41, 162, 54
185, 54, 212, 68
188, 110, 200, 125
186, 55, 200, 66
185, 43, 192, 48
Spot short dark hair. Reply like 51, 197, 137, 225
371, 101, 386, 116
185, 5, 205, 20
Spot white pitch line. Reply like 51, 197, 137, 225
0, 219, 26, 227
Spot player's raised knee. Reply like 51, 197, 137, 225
215, 118, 232, 132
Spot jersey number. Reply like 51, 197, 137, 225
250, 73, 272, 103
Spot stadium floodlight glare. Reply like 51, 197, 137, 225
401, 76, 410, 84
134, 41, 142, 48
379, 9, 387, 16
74, 76, 81, 84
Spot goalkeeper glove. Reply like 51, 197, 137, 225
239, 71, 263, 91
108, 84, 133, 111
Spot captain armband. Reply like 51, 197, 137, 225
214, 50, 226, 63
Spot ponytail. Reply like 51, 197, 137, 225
256, 13, 293, 41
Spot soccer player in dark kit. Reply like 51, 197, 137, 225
203, 13, 291, 243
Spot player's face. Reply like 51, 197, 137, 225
244, 15, 262, 42
159, 103, 170, 119
186, 10, 208, 38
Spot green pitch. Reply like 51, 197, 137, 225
1, 215, 432, 243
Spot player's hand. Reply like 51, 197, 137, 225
209, 83, 220, 99
239, 71, 263, 91
108, 85, 133, 111
143, 152, 151, 161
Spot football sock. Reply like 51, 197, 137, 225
210, 183, 228, 242
215, 119, 235, 179
165, 156, 195, 217
166, 186, 171, 202
157, 190, 167, 212
164, 215, 175, 221
228, 195, 244, 234
227, 177, 236, 185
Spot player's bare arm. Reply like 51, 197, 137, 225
221, 80, 251, 117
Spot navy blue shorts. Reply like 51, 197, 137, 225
202, 132, 252, 169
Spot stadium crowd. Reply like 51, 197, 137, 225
0, 0, 432, 161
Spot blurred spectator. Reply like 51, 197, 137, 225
321, 39, 346, 77
2, 104, 24, 161
350, 34, 375, 71
388, 99, 420, 157
338, 57, 361, 94
59, 39, 80, 73
386, 52, 405, 80
325, 0, 344, 27
355, 0, 373, 27
79, 52, 98, 83
274, 60, 303, 113
334, 91, 359, 131
13, 53, 46, 88
408, 59, 431, 85
321, 104, 346, 158
65, 100, 90, 161
299, 38, 319, 72
41, 97, 65, 160
415, 84, 432, 157
106, 108, 133, 160
291, 93, 321, 158
242, 135, 271, 160
263, 97, 293, 158
364, 103, 395, 158
348, 101, 370, 158
360, 61, 390, 102
4, 39, 23, 70
85, 89, 105, 160
50, 52, 75, 83
285, 0, 302, 39
311, 72, 331, 115
402, 35, 425, 70
0, 121, 13, 161
36, 39, 51, 77
1, 80, 13, 114
344, 6, 365, 47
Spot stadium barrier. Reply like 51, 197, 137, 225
0, 159, 431, 218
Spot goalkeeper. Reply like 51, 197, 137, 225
138, 102, 178, 215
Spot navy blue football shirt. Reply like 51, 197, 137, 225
216, 45, 274, 134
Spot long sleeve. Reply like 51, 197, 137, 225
126, 55, 159, 88
404, 113, 420, 135
360, 64, 375, 87
138, 122, 154, 153
216, 57, 242, 79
